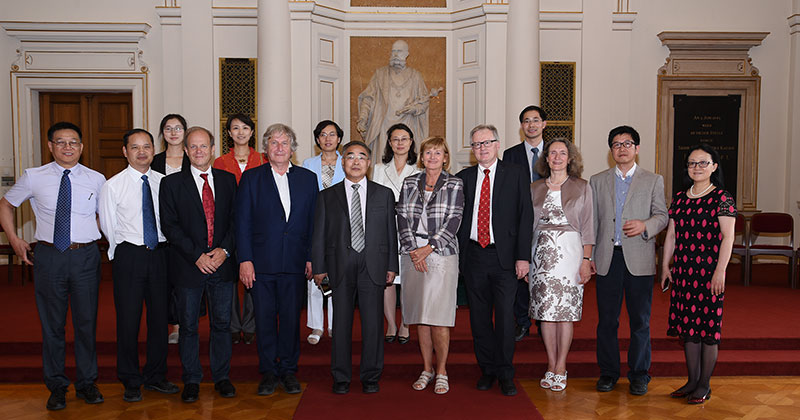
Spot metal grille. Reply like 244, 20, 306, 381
219, 58, 257, 154
540, 62, 575, 142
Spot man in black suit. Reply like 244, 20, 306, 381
312, 141, 398, 395
457, 124, 533, 396
159, 126, 237, 403
503, 105, 547, 342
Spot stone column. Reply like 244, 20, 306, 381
787, 0, 800, 236
181, 0, 214, 129
505, 0, 540, 149
257, 0, 292, 144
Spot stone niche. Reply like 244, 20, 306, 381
656, 31, 768, 211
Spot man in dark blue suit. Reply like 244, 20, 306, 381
503, 105, 547, 342
236, 123, 318, 396
159, 126, 238, 402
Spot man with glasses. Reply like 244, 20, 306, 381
456, 125, 533, 396
159, 126, 238, 402
0, 121, 106, 410
503, 105, 548, 342
311, 141, 398, 394
236, 124, 318, 396
589, 125, 668, 396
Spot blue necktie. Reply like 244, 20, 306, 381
531, 147, 540, 182
142, 174, 158, 249
53, 169, 71, 252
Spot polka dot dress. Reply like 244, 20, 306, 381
667, 188, 736, 344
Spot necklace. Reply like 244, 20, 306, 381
546, 175, 568, 187
689, 183, 714, 197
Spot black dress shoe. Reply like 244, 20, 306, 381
46, 387, 67, 411
596, 376, 616, 392
279, 374, 301, 394
123, 387, 142, 402
476, 374, 496, 391
499, 378, 517, 396
181, 383, 199, 403
398, 335, 410, 344
514, 325, 530, 342
243, 332, 255, 344
214, 379, 236, 398
332, 382, 350, 394
76, 383, 104, 404
258, 373, 278, 396
144, 380, 180, 394
231, 332, 241, 344
629, 380, 648, 396
362, 381, 380, 393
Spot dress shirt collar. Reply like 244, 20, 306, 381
124, 165, 152, 181
190, 164, 212, 179
525, 139, 544, 151
51, 161, 84, 176
478, 158, 498, 174
615, 162, 637, 180
271, 161, 293, 177
344, 176, 367, 191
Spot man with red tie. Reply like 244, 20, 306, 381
456, 124, 533, 396
159, 126, 237, 403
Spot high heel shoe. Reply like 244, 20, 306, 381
687, 389, 711, 404
670, 388, 693, 398
385, 333, 397, 343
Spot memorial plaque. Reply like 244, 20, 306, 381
672, 95, 741, 199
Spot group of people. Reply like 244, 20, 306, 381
0, 103, 736, 410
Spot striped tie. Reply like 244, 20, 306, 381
350, 184, 365, 252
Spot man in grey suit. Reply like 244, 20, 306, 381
590, 125, 668, 396
312, 141, 398, 395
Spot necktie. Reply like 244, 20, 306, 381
141, 174, 158, 249
350, 184, 365, 252
477, 168, 491, 248
200, 173, 215, 248
53, 169, 72, 252
531, 147, 539, 182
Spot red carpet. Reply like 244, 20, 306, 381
1, 262, 799, 383
293, 378, 543, 420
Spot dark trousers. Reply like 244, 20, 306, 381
331, 249, 384, 384
513, 278, 532, 330
463, 242, 517, 380
230, 278, 255, 335
33, 242, 101, 391
596, 247, 654, 383
112, 242, 169, 389
251, 272, 304, 376
175, 274, 233, 384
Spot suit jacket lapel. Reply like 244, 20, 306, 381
333, 182, 352, 233
492, 160, 507, 211
622, 168, 641, 210
285, 166, 296, 224
182, 169, 205, 218
463, 166, 478, 212
265, 164, 287, 222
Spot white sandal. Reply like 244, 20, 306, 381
412, 370, 435, 391
307, 329, 322, 345
434, 374, 450, 395
540, 371, 555, 389
550, 372, 568, 392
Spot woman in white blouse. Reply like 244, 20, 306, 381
372, 123, 420, 344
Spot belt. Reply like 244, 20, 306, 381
122, 241, 169, 250
470, 239, 496, 249
38, 240, 95, 250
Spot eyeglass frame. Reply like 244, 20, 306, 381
470, 139, 499, 149
686, 161, 713, 169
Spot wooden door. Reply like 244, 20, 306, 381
39, 92, 133, 179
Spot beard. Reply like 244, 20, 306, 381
390, 57, 406, 69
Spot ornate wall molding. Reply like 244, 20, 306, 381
657, 31, 768, 77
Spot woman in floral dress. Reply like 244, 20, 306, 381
660, 143, 736, 405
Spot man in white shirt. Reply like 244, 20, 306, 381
98, 129, 179, 402
0, 122, 106, 410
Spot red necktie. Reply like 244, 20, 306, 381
477, 168, 491, 248
200, 173, 215, 248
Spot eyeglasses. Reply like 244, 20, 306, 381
52, 140, 81, 148
164, 126, 184, 133
611, 141, 636, 150
318, 132, 338, 138
344, 154, 368, 161
390, 137, 411, 143
470, 139, 498, 149
687, 161, 713, 168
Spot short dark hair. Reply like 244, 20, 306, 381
313, 120, 344, 148
225, 113, 256, 133
342, 140, 371, 158
47, 122, 82, 142
519, 105, 547, 123
123, 128, 154, 147
184, 126, 215, 148
682, 143, 724, 189
382, 123, 417, 165
158, 113, 187, 146
607, 125, 640, 148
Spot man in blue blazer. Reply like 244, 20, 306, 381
236, 123, 318, 397
503, 105, 548, 342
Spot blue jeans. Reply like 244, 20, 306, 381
176, 274, 233, 384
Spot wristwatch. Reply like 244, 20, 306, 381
429, 243, 437, 251
222, 248, 230, 258
583, 256, 592, 261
